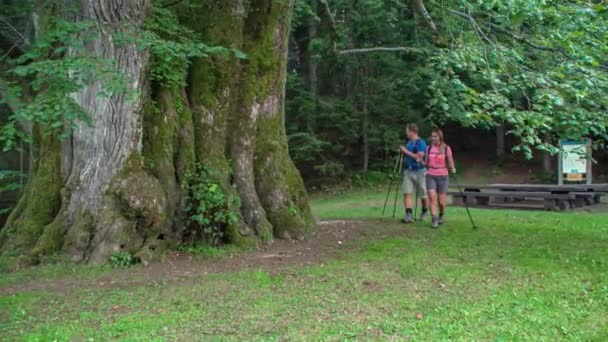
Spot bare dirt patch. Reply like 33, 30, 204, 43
1, 219, 411, 296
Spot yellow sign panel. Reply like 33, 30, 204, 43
566, 173, 583, 181
561, 141, 587, 174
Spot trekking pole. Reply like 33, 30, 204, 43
382, 153, 401, 216
414, 180, 419, 221
392, 154, 403, 218
452, 172, 477, 229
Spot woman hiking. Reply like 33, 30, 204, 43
423, 128, 456, 228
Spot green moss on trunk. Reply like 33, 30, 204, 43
0, 133, 62, 255
186, 0, 259, 246
256, 117, 315, 238
29, 188, 72, 263
186, 0, 243, 172
61, 209, 94, 261
88, 153, 168, 264
175, 88, 196, 184
243, 0, 314, 238
142, 87, 180, 233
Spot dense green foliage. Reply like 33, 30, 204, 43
427, 0, 608, 157
182, 164, 238, 246
0, 16, 122, 150
286, 0, 608, 180
142, 2, 245, 89
108, 251, 140, 268
0, 1, 243, 152
0, 169, 24, 215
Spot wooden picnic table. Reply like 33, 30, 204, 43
450, 183, 607, 211
471, 183, 608, 193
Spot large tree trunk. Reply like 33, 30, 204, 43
187, 0, 261, 245
1, 0, 314, 265
241, 0, 313, 239
61, 0, 159, 263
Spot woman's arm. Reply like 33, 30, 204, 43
447, 146, 456, 173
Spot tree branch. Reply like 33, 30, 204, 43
447, 9, 608, 71
412, 0, 438, 34
162, 0, 184, 8
318, 0, 337, 51
446, 9, 495, 46
411, 0, 446, 47
338, 47, 422, 55
0, 15, 29, 57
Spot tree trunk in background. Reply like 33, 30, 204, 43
542, 152, 552, 173
496, 124, 505, 159
542, 134, 552, 174
361, 59, 369, 172
308, 0, 319, 131
345, 0, 356, 100
308, 3, 318, 89
362, 99, 369, 172
1, 0, 314, 265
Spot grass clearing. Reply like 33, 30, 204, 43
1, 188, 608, 340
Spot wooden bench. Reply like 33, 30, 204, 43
483, 183, 608, 192
449, 190, 576, 211
487, 190, 602, 207
449, 183, 607, 211
571, 192, 603, 206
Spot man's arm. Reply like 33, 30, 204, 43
399, 145, 418, 158
415, 140, 426, 162
416, 151, 425, 162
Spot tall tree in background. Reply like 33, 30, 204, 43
287, 0, 431, 179
286, 0, 608, 180
0, 0, 313, 264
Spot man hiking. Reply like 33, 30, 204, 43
422, 128, 456, 228
399, 123, 428, 223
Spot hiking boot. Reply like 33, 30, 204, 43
419, 210, 429, 222
431, 216, 439, 229
438, 215, 444, 225
401, 212, 413, 224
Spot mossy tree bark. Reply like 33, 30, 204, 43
246, 0, 314, 239
1, 0, 314, 265
185, 0, 314, 242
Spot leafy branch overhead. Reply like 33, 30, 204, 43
0, 1, 246, 152
426, 0, 608, 156
305, 0, 608, 158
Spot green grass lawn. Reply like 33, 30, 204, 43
1, 188, 608, 340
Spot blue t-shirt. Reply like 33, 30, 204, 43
404, 138, 427, 170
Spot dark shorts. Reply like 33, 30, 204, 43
426, 175, 449, 194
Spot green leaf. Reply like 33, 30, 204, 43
232, 49, 247, 59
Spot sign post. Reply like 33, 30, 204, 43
558, 140, 591, 185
